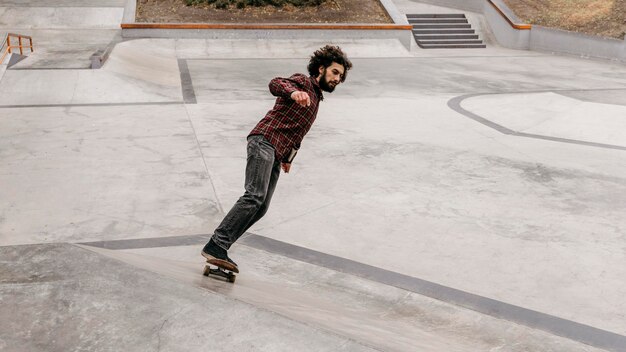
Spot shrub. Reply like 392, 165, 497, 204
186, 0, 325, 8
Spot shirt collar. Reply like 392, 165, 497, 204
310, 76, 324, 101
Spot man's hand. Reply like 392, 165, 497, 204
281, 163, 291, 173
290, 91, 310, 107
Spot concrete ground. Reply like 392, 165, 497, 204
1, 0, 626, 351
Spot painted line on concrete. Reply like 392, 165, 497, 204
239, 234, 626, 352
178, 59, 197, 104
8, 67, 91, 70
78, 232, 626, 351
448, 93, 626, 151
0, 101, 184, 109
79, 233, 212, 250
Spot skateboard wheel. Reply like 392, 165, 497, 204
228, 275, 236, 283
203, 265, 211, 276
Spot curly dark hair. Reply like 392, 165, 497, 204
307, 45, 353, 83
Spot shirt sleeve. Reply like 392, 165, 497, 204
268, 73, 308, 98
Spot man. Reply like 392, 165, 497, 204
201, 45, 353, 272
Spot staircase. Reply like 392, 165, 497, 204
408, 14, 486, 49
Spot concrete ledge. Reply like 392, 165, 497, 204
531, 25, 626, 63
484, 0, 530, 49
122, 23, 411, 30
0, 7, 123, 29
122, 0, 136, 24
413, 0, 624, 62
120, 0, 414, 50
379, 0, 410, 25
486, 0, 531, 30
122, 27, 413, 50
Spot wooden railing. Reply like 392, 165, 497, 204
0, 33, 34, 64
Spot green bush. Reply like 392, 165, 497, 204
185, 0, 324, 8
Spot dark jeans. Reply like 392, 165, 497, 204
212, 135, 281, 250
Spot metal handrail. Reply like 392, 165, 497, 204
0, 33, 34, 65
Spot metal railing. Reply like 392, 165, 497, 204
0, 33, 34, 64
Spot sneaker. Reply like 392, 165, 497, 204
225, 254, 238, 268
201, 239, 239, 273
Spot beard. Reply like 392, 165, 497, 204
319, 68, 336, 93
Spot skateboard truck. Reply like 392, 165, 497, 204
203, 262, 236, 283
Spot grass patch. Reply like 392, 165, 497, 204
503, 0, 626, 39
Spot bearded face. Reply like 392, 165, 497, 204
319, 68, 336, 93
318, 63, 344, 93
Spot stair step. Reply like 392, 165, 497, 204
416, 39, 484, 45
406, 13, 466, 19
408, 19, 468, 24
412, 24, 472, 29
413, 29, 476, 34
413, 29, 475, 34
418, 43, 487, 49
415, 34, 479, 40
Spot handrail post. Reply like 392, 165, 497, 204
19, 36, 23, 55
6, 36, 11, 54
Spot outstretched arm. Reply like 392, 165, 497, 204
268, 74, 308, 99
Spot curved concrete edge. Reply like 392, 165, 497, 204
447, 93, 626, 151
102, 38, 180, 87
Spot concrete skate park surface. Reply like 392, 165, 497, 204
0, 0, 124, 68
2, 1, 626, 352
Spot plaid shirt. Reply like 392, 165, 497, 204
249, 73, 324, 163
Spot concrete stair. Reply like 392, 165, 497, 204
408, 14, 486, 49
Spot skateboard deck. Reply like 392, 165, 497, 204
203, 259, 237, 283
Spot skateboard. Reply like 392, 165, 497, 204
203, 259, 237, 283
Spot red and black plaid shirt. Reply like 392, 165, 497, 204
249, 73, 324, 163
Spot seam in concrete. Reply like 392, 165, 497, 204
448, 93, 626, 151
77, 232, 626, 351
182, 103, 225, 214
177, 59, 223, 213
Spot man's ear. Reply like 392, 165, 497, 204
318, 65, 325, 75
